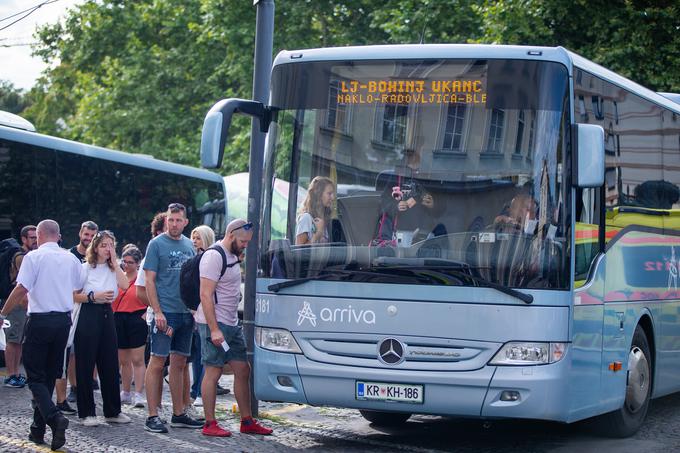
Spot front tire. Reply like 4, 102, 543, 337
359, 410, 411, 426
595, 325, 652, 437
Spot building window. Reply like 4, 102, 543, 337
486, 108, 505, 153
442, 104, 467, 151
528, 111, 536, 155
578, 95, 588, 121
380, 103, 408, 146
514, 110, 525, 155
592, 96, 605, 120
326, 79, 350, 133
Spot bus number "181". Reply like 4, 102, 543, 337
255, 298, 270, 314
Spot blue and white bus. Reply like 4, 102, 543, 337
0, 112, 227, 249
200, 44, 680, 436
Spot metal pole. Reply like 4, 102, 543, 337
244, 0, 274, 418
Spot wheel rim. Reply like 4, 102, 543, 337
625, 346, 650, 413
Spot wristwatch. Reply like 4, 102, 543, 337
87, 291, 95, 303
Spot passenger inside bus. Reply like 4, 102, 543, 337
493, 191, 538, 235
374, 142, 446, 246
295, 176, 336, 245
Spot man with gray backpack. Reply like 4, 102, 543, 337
195, 219, 272, 437
0, 225, 37, 388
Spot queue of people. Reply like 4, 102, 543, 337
0, 205, 272, 450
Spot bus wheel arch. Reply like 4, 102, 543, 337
637, 314, 655, 387
594, 322, 653, 437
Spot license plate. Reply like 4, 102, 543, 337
356, 381, 424, 404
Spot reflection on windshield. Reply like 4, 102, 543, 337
262, 58, 570, 290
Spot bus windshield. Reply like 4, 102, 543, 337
262, 58, 571, 290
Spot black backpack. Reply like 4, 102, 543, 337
0, 238, 23, 301
180, 245, 238, 310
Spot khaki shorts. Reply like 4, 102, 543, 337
4, 306, 27, 344
198, 323, 247, 366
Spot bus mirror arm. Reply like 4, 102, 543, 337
200, 98, 273, 169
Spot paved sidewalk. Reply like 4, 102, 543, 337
0, 370, 404, 453
0, 375, 284, 452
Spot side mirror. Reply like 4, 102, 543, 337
200, 98, 271, 169
574, 124, 605, 188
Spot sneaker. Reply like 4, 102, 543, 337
216, 384, 231, 395
156, 406, 168, 424
120, 391, 132, 405
185, 405, 204, 422
145, 416, 168, 433
133, 392, 146, 408
4, 375, 24, 388
56, 400, 77, 416
202, 419, 231, 437
67, 387, 77, 403
81, 416, 104, 427
17, 374, 27, 386
193, 396, 203, 407
240, 417, 273, 435
170, 413, 203, 429
105, 413, 131, 424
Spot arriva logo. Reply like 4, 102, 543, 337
297, 302, 317, 327
297, 301, 376, 326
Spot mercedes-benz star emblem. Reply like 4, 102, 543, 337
377, 338, 405, 365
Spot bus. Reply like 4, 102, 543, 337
200, 44, 680, 437
0, 112, 227, 249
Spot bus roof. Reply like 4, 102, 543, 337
0, 123, 223, 183
0, 111, 36, 132
274, 44, 680, 116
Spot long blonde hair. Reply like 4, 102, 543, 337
299, 176, 334, 225
191, 225, 215, 252
85, 230, 117, 270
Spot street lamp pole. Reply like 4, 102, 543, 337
244, 0, 274, 418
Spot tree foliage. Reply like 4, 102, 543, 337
0, 81, 29, 114
4, 0, 679, 174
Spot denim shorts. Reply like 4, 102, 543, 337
198, 323, 247, 367
150, 312, 194, 357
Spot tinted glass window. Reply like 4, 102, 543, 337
0, 139, 225, 250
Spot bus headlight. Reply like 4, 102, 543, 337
489, 342, 567, 365
255, 327, 302, 354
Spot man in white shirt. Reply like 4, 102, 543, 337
0, 219, 85, 451
196, 219, 272, 437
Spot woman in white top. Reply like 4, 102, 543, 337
295, 176, 335, 245
188, 225, 216, 408
72, 230, 130, 426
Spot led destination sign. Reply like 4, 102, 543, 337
337, 78, 487, 105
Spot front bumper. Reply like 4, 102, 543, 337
254, 346, 572, 421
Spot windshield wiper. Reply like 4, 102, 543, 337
372, 263, 533, 304
267, 268, 417, 292
268, 262, 533, 304
268, 271, 347, 292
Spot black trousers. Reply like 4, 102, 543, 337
74, 303, 121, 418
22, 311, 71, 430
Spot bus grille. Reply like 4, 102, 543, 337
295, 332, 501, 372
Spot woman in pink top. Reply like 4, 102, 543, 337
113, 246, 147, 408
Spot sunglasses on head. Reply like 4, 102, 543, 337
167, 202, 186, 212
231, 222, 253, 233
95, 230, 115, 240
